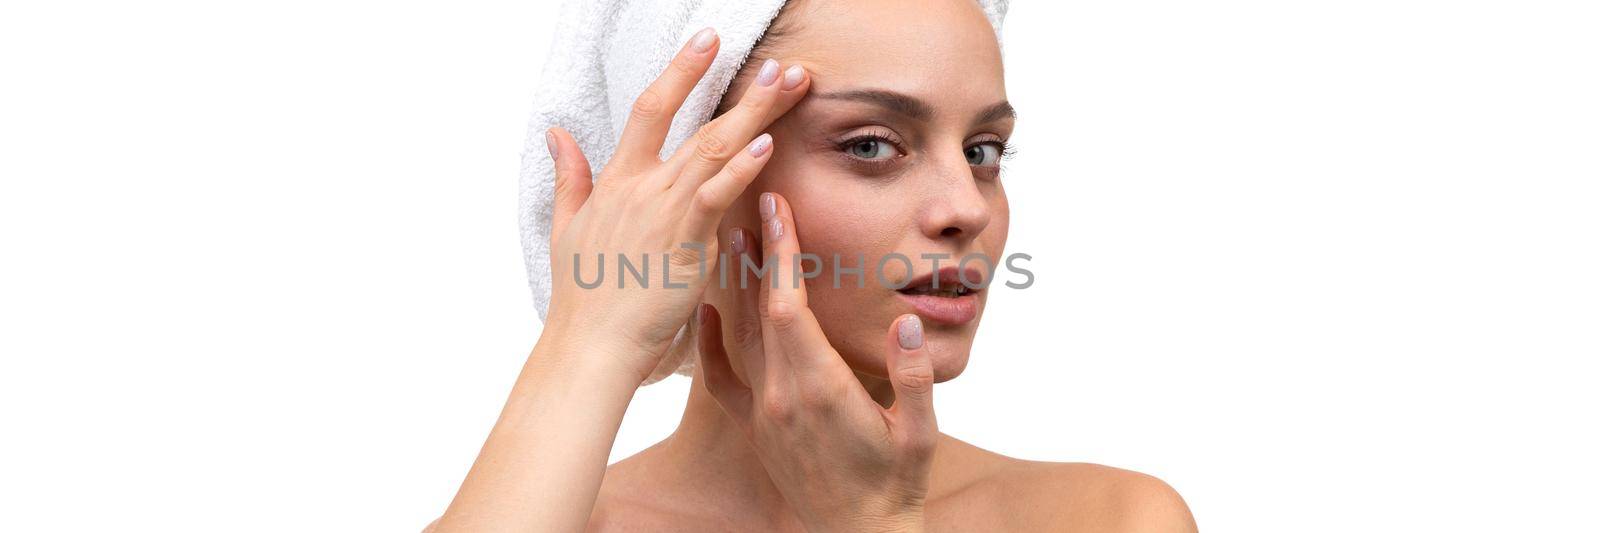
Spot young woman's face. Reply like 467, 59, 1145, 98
716, 0, 1011, 382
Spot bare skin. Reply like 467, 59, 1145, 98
588, 2, 1196, 529
430, 1, 1196, 531
592, 432, 1192, 532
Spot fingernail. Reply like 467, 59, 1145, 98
782, 65, 805, 90
545, 129, 558, 161
690, 27, 717, 52
767, 217, 784, 240
698, 303, 711, 326
759, 192, 776, 219
730, 227, 748, 255
747, 133, 772, 157
755, 59, 780, 87
898, 315, 924, 350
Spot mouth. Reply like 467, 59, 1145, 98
895, 266, 984, 325
897, 283, 976, 298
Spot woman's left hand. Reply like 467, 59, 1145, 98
697, 192, 938, 532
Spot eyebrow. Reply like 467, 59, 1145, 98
975, 100, 1018, 125
810, 89, 1016, 124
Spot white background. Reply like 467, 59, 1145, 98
2, 0, 1597, 531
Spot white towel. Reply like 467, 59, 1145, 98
519, 0, 1011, 384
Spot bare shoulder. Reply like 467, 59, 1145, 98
931, 438, 1197, 532
1001, 461, 1197, 532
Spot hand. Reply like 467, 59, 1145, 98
542, 30, 811, 381
697, 192, 938, 532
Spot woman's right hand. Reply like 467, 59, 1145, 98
697, 192, 940, 532
541, 28, 811, 381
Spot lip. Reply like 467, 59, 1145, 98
896, 292, 980, 325
895, 266, 985, 325
900, 265, 987, 291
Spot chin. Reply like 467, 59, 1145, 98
928, 327, 976, 382
835, 319, 978, 382
840, 333, 973, 382
814, 283, 986, 383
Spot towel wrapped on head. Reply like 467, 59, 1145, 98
519, 0, 1011, 384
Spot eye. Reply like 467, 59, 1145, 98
965, 143, 1003, 166
842, 136, 903, 161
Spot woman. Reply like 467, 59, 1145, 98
433, 0, 1196, 530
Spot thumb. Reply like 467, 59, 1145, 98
885, 314, 937, 448
546, 127, 593, 253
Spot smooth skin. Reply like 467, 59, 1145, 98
429, 29, 817, 532
432, 1, 1198, 531
696, 191, 941, 531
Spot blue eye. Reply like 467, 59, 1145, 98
965, 143, 1003, 166
843, 136, 902, 161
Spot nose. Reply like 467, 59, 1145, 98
919, 155, 991, 241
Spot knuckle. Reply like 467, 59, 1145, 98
595, 177, 625, 194
763, 299, 799, 329
668, 55, 699, 77
692, 128, 732, 163
667, 244, 703, 267
554, 172, 587, 197
691, 186, 722, 215
721, 155, 756, 181
761, 395, 793, 422
897, 364, 935, 392
630, 88, 666, 122
553, 174, 574, 197
596, 163, 631, 188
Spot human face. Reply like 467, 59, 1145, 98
713, 0, 1012, 382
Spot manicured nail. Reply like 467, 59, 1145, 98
755, 59, 780, 87
759, 192, 776, 219
898, 315, 924, 350
730, 227, 748, 256
690, 28, 717, 52
782, 65, 805, 90
545, 129, 558, 161
767, 217, 784, 240
747, 133, 772, 157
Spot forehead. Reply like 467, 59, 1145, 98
774, 0, 1006, 105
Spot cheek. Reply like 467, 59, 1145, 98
773, 167, 903, 307
761, 153, 908, 270
763, 163, 911, 372
984, 191, 1010, 256
751, 156, 1002, 380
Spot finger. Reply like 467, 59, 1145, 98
663, 61, 803, 190
725, 226, 772, 390
546, 127, 593, 254
697, 303, 752, 425
678, 133, 772, 243
756, 192, 855, 384
884, 314, 937, 450
764, 63, 812, 126
613, 27, 720, 169
756, 191, 805, 310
